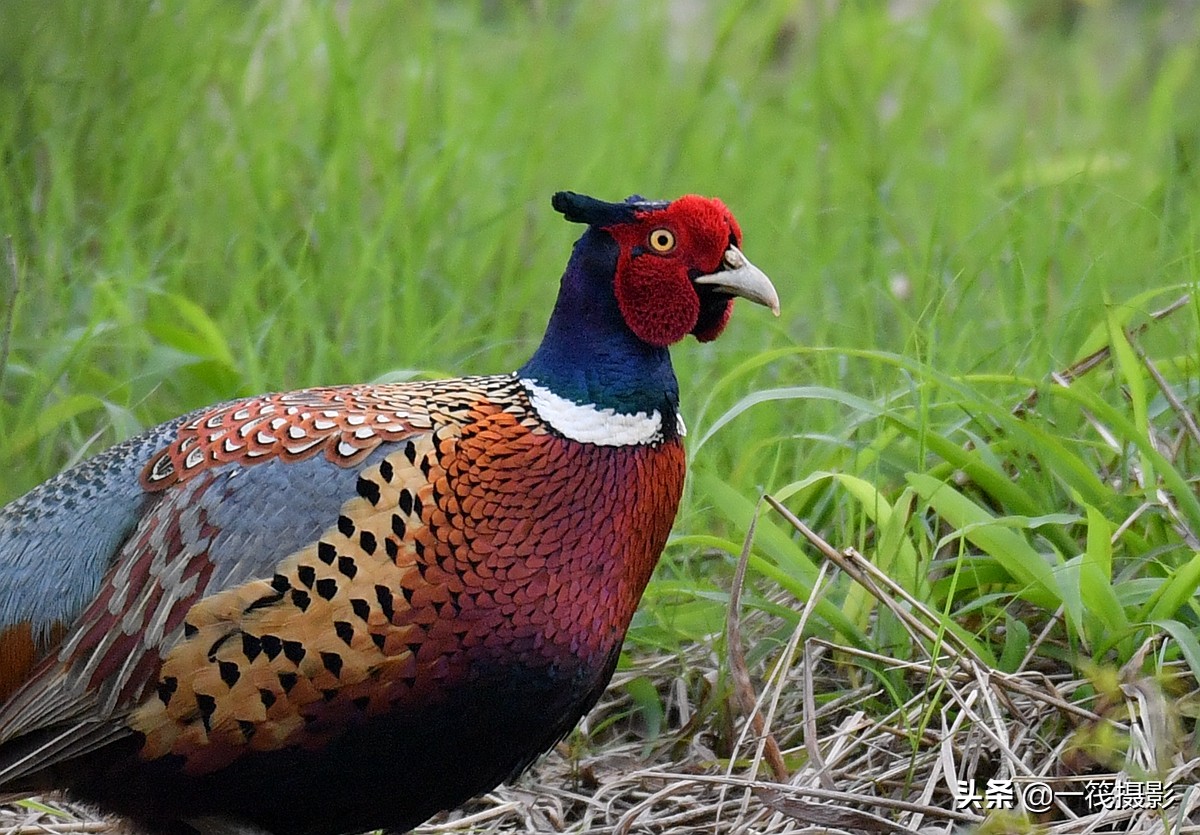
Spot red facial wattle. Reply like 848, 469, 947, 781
604, 195, 770, 347
609, 236, 700, 347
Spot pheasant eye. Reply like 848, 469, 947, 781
648, 228, 676, 253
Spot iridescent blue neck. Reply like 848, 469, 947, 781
517, 227, 680, 422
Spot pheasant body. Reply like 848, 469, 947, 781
0, 191, 777, 834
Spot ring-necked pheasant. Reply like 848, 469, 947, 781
0, 191, 778, 835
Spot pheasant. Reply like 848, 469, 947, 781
0, 191, 778, 835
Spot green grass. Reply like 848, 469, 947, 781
3, 0, 1200, 735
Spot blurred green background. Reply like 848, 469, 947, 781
3, 1, 1200, 670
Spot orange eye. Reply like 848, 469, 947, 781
648, 228, 676, 253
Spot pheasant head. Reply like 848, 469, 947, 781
519, 191, 779, 433
551, 190, 779, 345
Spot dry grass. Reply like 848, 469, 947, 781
0, 804, 109, 834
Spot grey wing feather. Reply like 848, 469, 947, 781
0, 719, 128, 790
0, 430, 400, 784
0, 415, 192, 640
0, 403, 388, 640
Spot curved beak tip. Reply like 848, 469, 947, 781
695, 246, 780, 317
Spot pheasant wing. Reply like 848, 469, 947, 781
0, 381, 464, 785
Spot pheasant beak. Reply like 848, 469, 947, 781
693, 246, 781, 316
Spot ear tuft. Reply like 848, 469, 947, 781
552, 191, 670, 227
